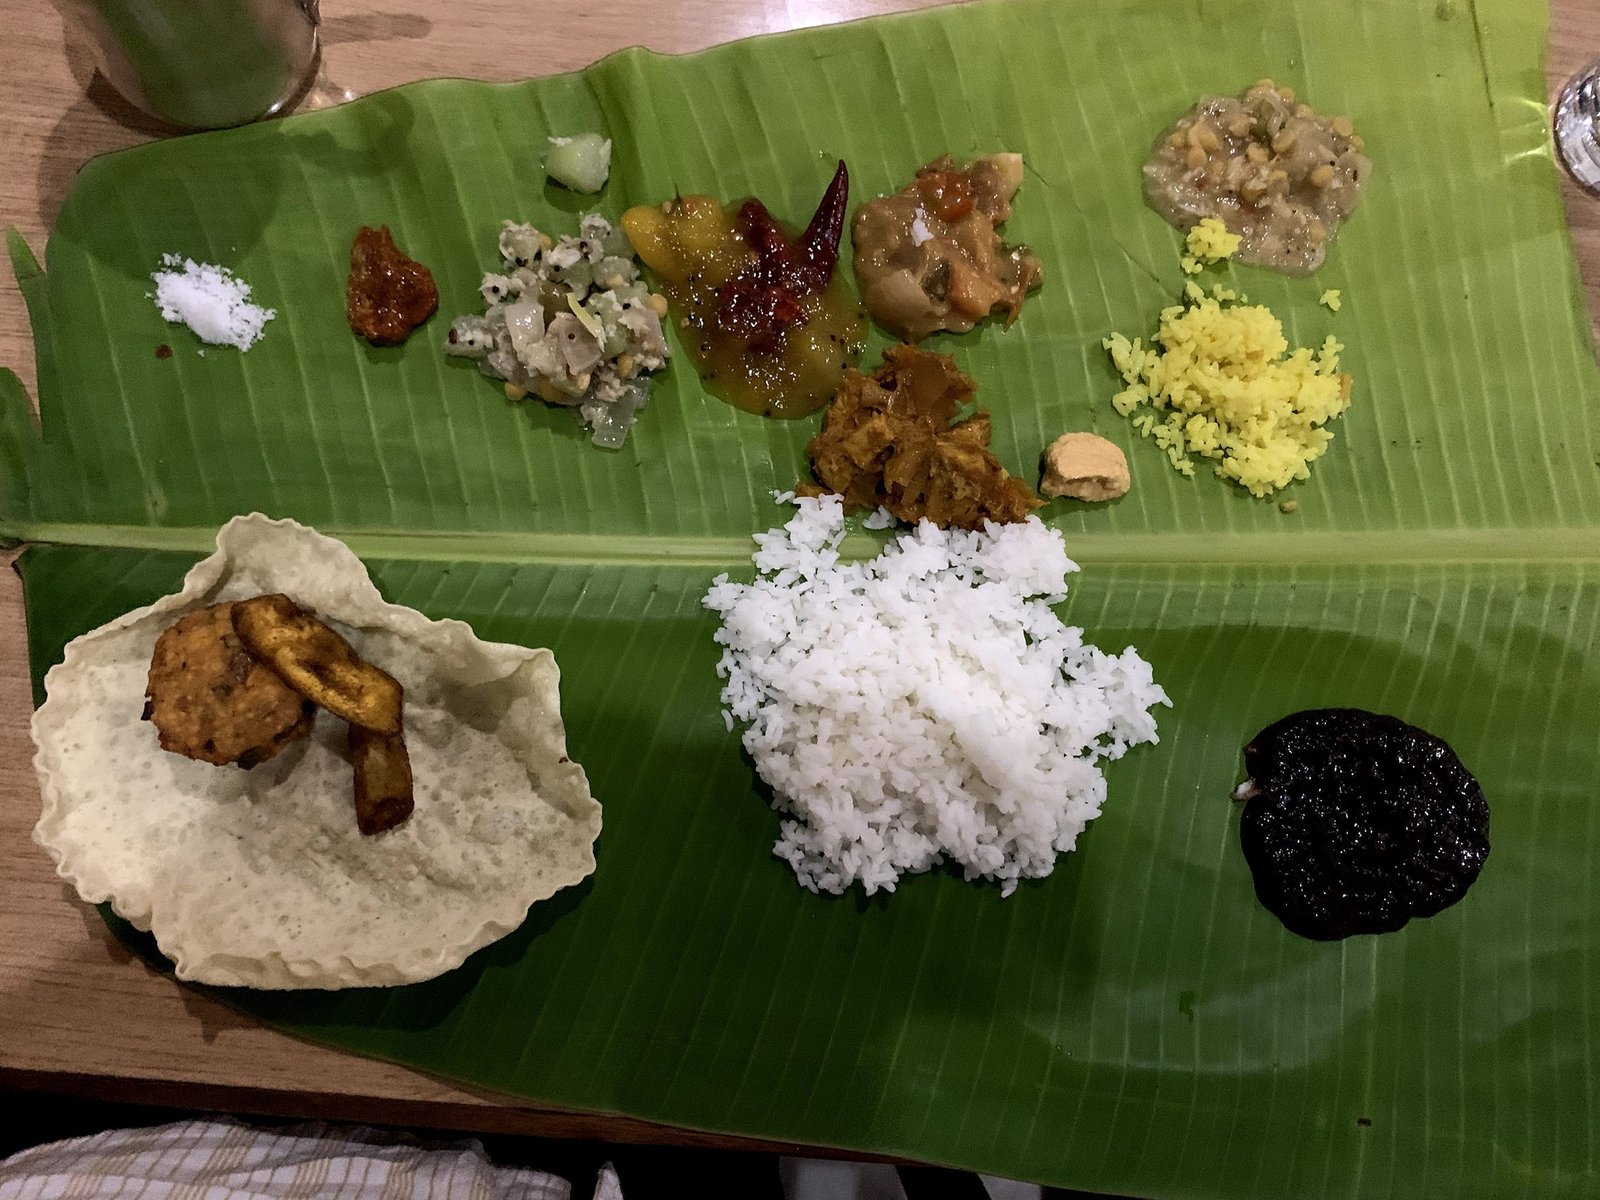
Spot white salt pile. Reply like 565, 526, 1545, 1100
704, 494, 1171, 897
149, 255, 276, 351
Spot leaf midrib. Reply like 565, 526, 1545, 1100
7, 522, 1600, 568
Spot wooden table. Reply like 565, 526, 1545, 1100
2, 0, 1597, 1156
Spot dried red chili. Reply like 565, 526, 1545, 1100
712, 161, 849, 352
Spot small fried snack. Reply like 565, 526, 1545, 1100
232, 594, 403, 735
145, 602, 316, 768
349, 723, 415, 835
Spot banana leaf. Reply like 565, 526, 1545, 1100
5, 0, 1598, 1194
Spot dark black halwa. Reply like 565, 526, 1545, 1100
1234, 708, 1489, 940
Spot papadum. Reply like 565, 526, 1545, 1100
32, 515, 602, 990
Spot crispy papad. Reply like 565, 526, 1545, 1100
31, 514, 602, 990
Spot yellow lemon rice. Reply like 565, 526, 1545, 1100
1179, 217, 1242, 275
1104, 284, 1352, 497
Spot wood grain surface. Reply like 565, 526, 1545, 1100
2, 0, 1596, 1151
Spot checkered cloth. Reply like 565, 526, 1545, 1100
0, 1117, 623, 1200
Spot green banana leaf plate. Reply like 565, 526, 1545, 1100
6, 0, 1599, 1194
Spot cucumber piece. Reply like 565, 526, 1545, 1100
546, 133, 612, 194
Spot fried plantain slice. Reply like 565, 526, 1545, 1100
146, 602, 317, 767
349, 723, 414, 835
231, 594, 403, 735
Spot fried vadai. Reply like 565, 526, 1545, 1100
144, 602, 315, 768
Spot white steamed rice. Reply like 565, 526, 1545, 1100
703, 495, 1170, 897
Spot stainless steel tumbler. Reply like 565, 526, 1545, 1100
54, 0, 321, 129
